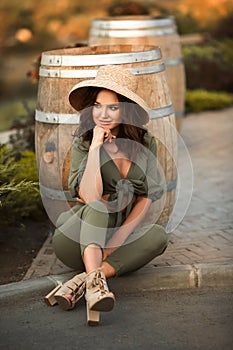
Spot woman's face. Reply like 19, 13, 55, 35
92, 89, 122, 134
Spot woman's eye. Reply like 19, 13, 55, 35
93, 104, 102, 109
109, 105, 119, 111
93, 103, 119, 111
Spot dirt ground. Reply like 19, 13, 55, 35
0, 219, 53, 285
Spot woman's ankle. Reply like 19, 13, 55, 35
101, 261, 116, 279
83, 244, 103, 273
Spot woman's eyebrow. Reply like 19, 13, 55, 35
94, 101, 119, 107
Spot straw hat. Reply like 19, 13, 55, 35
69, 65, 150, 120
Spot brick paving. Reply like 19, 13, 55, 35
24, 107, 233, 280
154, 107, 233, 267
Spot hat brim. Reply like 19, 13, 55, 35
69, 79, 150, 123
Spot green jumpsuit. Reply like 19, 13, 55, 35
52, 132, 168, 276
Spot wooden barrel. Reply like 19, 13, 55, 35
88, 16, 186, 131
35, 44, 177, 226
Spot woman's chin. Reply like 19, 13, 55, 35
99, 123, 111, 128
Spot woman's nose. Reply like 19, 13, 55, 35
100, 106, 108, 118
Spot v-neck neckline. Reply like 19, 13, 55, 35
102, 147, 133, 180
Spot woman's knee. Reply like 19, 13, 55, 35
143, 224, 168, 254
155, 224, 168, 245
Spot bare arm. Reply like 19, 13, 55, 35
78, 126, 114, 203
78, 146, 102, 202
103, 196, 152, 258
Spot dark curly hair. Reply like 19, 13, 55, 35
74, 87, 149, 159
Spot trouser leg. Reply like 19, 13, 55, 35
79, 200, 109, 256
52, 229, 85, 270
52, 201, 109, 269
104, 224, 168, 276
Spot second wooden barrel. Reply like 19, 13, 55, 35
35, 44, 177, 225
88, 15, 186, 131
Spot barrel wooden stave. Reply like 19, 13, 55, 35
88, 16, 186, 131
36, 45, 177, 225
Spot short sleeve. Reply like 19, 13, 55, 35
68, 137, 90, 197
145, 133, 166, 202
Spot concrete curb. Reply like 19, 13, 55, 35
194, 263, 233, 288
0, 263, 233, 304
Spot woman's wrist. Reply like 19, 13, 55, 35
89, 143, 102, 152
103, 247, 115, 260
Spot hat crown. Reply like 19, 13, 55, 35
96, 65, 138, 93
69, 64, 149, 122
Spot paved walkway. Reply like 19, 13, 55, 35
20, 107, 233, 290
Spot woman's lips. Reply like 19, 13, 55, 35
99, 121, 111, 126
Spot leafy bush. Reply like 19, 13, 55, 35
171, 10, 201, 35
182, 39, 233, 92
0, 145, 45, 225
0, 99, 46, 226
185, 90, 233, 113
9, 100, 35, 152
0, 99, 36, 132
182, 39, 233, 65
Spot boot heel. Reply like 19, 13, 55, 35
87, 302, 100, 326
44, 283, 62, 306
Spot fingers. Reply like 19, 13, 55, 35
93, 125, 116, 143
104, 130, 116, 143
98, 126, 115, 142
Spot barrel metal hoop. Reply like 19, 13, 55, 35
39, 68, 98, 78
39, 63, 165, 78
175, 110, 185, 119
165, 178, 177, 192
164, 57, 183, 66
91, 18, 176, 30
36, 103, 174, 125
35, 110, 80, 124
41, 48, 162, 67
89, 28, 176, 38
149, 104, 174, 119
130, 63, 165, 75
35, 104, 174, 125
40, 184, 77, 202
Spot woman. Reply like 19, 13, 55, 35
45, 65, 168, 325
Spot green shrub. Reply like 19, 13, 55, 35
185, 90, 233, 113
0, 145, 46, 225
171, 10, 201, 35
182, 44, 218, 61
182, 39, 233, 65
9, 100, 36, 152
182, 39, 233, 92
217, 39, 233, 66
0, 99, 36, 132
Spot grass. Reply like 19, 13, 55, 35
0, 98, 36, 132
